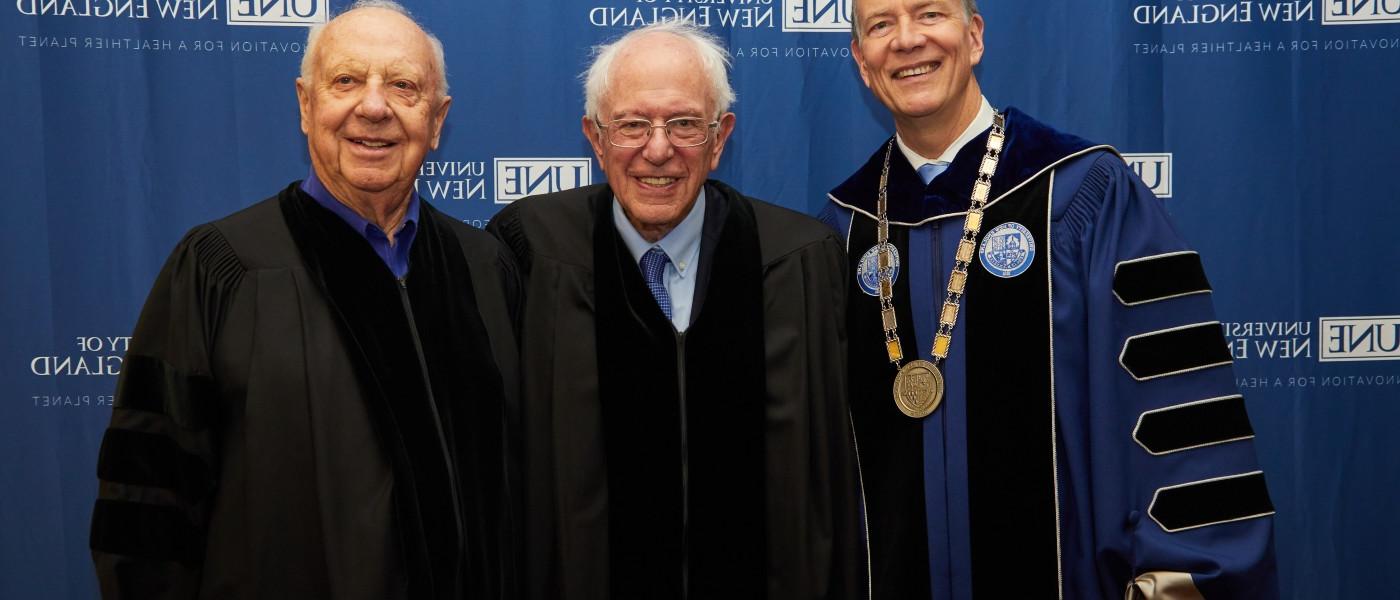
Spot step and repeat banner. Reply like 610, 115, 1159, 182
4, 0, 1397, 597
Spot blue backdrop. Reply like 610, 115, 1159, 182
4, 0, 1398, 597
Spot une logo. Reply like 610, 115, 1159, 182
1122, 153, 1173, 199
783, 0, 852, 32
1319, 316, 1400, 362
1322, 0, 1400, 25
226, 0, 327, 26
493, 158, 592, 204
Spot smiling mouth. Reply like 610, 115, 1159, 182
638, 176, 678, 186
349, 138, 395, 148
894, 63, 937, 79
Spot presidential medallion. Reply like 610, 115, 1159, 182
872, 113, 1004, 421
893, 359, 944, 419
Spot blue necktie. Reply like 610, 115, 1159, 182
918, 162, 949, 185
640, 247, 673, 320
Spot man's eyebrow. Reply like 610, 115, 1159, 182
910, 1, 943, 14
863, 1, 946, 23
862, 7, 894, 22
321, 59, 367, 74
384, 61, 427, 78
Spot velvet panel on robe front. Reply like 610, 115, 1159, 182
280, 187, 517, 600
844, 174, 1059, 600
593, 184, 768, 599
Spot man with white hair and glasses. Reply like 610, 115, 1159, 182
489, 19, 864, 600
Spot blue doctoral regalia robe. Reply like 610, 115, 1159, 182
820, 108, 1278, 600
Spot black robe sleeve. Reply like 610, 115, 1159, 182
754, 206, 865, 600
90, 225, 243, 599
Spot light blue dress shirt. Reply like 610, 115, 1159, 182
612, 189, 706, 332
895, 95, 995, 184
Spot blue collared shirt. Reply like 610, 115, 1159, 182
612, 189, 706, 332
300, 170, 419, 280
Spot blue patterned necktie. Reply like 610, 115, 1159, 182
918, 162, 949, 185
640, 247, 673, 320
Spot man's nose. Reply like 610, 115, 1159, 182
640, 124, 675, 164
355, 81, 392, 121
891, 19, 925, 52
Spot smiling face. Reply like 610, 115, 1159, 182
296, 7, 451, 208
852, 0, 983, 129
582, 33, 735, 243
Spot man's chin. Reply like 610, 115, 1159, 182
627, 189, 697, 212
624, 203, 678, 223
339, 170, 407, 195
891, 100, 948, 121
618, 198, 689, 233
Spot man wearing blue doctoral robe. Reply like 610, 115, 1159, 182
829, 2, 1278, 596
820, 103, 1279, 599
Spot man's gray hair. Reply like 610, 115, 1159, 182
850, 0, 979, 41
582, 19, 736, 120
301, 0, 450, 98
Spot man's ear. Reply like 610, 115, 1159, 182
851, 39, 874, 90
968, 13, 986, 67
296, 77, 312, 135
582, 115, 607, 163
707, 112, 737, 171
430, 95, 452, 150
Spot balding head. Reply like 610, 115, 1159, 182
294, 0, 453, 215
303, 0, 448, 100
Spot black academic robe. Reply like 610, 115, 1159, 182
90, 183, 521, 599
487, 180, 864, 600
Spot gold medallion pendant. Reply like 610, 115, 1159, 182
871, 112, 1005, 420
893, 359, 944, 418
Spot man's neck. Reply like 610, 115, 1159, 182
626, 200, 701, 244
893, 84, 985, 160
320, 178, 413, 243
630, 220, 674, 244
615, 189, 707, 250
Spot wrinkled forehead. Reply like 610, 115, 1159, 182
604, 35, 712, 114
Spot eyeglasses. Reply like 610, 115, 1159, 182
595, 117, 720, 148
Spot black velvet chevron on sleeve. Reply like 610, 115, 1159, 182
1149, 472, 1274, 532
1113, 252, 1212, 306
1134, 396, 1255, 455
1121, 323, 1233, 380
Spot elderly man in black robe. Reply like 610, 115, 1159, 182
88, 2, 519, 598
488, 20, 864, 600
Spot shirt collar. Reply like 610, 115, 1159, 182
300, 168, 419, 242
896, 95, 995, 170
611, 187, 706, 279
